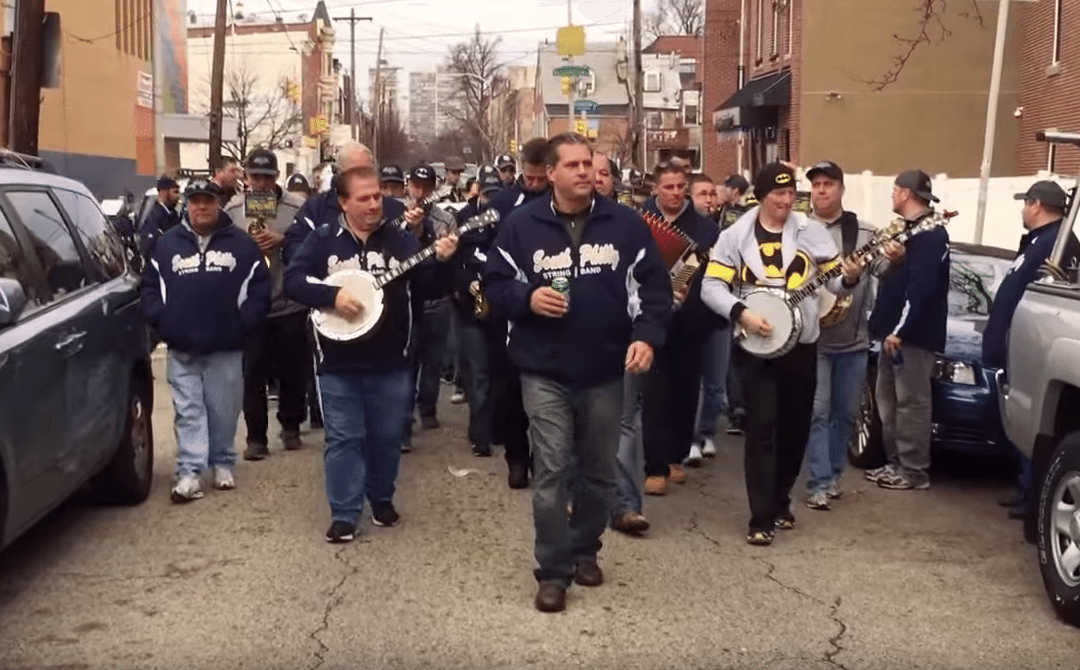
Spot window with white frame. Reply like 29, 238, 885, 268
646, 111, 662, 128
645, 71, 662, 92
682, 89, 700, 126
756, 0, 764, 61
786, 0, 794, 57
772, 0, 780, 57
1052, 0, 1063, 65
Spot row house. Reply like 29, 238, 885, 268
642, 36, 705, 170
704, 0, 1022, 178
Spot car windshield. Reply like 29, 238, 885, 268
945, 246, 1016, 362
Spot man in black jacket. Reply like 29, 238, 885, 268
138, 175, 182, 257
867, 169, 950, 491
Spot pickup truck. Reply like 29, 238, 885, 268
999, 130, 1080, 627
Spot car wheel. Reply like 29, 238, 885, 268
848, 365, 885, 470
1037, 431, 1080, 627
92, 374, 154, 505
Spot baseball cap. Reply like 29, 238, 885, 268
752, 162, 796, 201
1014, 180, 1068, 210
480, 171, 503, 195
408, 164, 437, 185
478, 165, 499, 183
156, 175, 178, 190
495, 154, 515, 169
286, 173, 310, 192
445, 156, 466, 171
894, 169, 940, 203
724, 174, 750, 194
184, 179, 221, 199
245, 148, 278, 176
806, 160, 844, 183
380, 165, 405, 184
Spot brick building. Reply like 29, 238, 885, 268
701, 0, 740, 180
706, 0, 1022, 179
1017, 0, 1080, 175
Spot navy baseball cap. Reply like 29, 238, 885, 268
184, 179, 221, 199
380, 165, 405, 184
245, 148, 278, 176
895, 169, 940, 203
480, 171, 503, 195
495, 154, 515, 169
806, 160, 844, 183
409, 164, 437, 185
1015, 180, 1068, 210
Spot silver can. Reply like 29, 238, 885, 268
551, 276, 570, 311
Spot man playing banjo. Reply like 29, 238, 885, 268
701, 162, 863, 546
284, 166, 458, 544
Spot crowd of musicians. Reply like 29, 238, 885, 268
136, 131, 1080, 613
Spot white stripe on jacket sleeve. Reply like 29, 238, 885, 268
151, 258, 167, 304
237, 260, 259, 309
625, 247, 645, 320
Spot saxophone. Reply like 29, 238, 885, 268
470, 280, 490, 319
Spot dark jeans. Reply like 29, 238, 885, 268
642, 335, 704, 477
521, 374, 622, 586
319, 368, 411, 523
489, 318, 529, 465
403, 298, 451, 444
243, 311, 309, 445
458, 312, 493, 448
736, 342, 817, 533
306, 316, 322, 424
728, 338, 746, 415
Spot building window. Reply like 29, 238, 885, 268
679, 60, 696, 75
644, 71, 662, 92
1052, 0, 1063, 65
114, 0, 152, 61
683, 104, 699, 126
646, 112, 662, 128
756, 0, 764, 62
786, 0, 794, 57
771, 0, 780, 57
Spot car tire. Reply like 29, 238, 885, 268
1037, 431, 1080, 627
92, 373, 153, 505
848, 362, 886, 470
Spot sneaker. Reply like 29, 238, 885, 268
774, 515, 796, 530
400, 443, 412, 453
701, 436, 717, 458
611, 511, 650, 535
864, 464, 896, 483
170, 475, 204, 503
806, 491, 830, 510
325, 520, 356, 543
372, 503, 400, 527
826, 480, 843, 499
472, 444, 492, 457
746, 530, 774, 545
212, 466, 235, 491
668, 463, 688, 484
450, 390, 466, 404
878, 472, 930, 490
726, 413, 746, 435
243, 440, 270, 461
644, 475, 667, 496
683, 443, 704, 468
281, 429, 302, 451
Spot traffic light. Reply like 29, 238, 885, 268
284, 79, 301, 104
561, 76, 571, 96
509, 139, 518, 154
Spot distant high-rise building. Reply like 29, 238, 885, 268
407, 67, 466, 144
369, 66, 400, 118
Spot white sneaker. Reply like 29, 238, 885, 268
683, 443, 703, 467
826, 480, 843, 499
701, 436, 717, 458
213, 466, 235, 491
450, 391, 466, 404
806, 490, 830, 510
171, 474, 204, 503
864, 464, 896, 483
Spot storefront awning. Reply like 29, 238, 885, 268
714, 71, 791, 131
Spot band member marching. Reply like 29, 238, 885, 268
701, 162, 862, 545
484, 132, 671, 612
284, 166, 458, 543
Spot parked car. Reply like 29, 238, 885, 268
0, 157, 154, 551
848, 242, 1016, 469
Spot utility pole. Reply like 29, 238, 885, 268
207, 0, 228, 170
632, 0, 644, 170
973, 0, 1011, 246
333, 9, 372, 141
152, 0, 166, 175
374, 27, 385, 160
8, 0, 46, 155
566, 0, 574, 128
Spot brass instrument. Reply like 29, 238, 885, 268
248, 217, 271, 267
470, 280, 490, 319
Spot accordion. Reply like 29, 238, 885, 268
640, 210, 704, 291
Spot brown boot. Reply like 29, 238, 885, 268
644, 475, 667, 496
535, 582, 567, 612
668, 464, 687, 484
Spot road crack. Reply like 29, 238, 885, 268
308, 544, 362, 670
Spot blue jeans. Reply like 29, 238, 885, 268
167, 349, 244, 478
614, 371, 644, 516
805, 350, 868, 494
696, 325, 731, 439
319, 368, 411, 524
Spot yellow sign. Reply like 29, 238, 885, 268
310, 114, 329, 135
285, 79, 301, 104
587, 127, 598, 139
574, 119, 588, 135
302, 135, 319, 149
556, 25, 585, 57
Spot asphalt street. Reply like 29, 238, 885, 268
1, 355, 1079, 670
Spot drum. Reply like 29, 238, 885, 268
737, 288, 803, 359
311, 269, 386, 341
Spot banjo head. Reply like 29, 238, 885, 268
739, 289, 802, 358
312, 269, 385, 341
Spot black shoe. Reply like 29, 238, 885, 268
420, 415, 440, 430
371, 503, 400, 527
472, 444, 492, 458
573, 560, 604, 587
726, 413, 746, 436
507, 461, 529, 488
325, 520, 356, 543
243, 441, 270, 461
535, 582, 567, 612
281, 429, 302, 450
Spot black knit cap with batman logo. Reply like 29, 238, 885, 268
753, 162, 796, 201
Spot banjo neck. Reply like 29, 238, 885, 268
387, 190, 444, 230
372, 209, 500, 290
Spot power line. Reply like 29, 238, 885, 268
65, 5, 153, 44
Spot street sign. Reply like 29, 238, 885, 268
553, 65, 589, 77
574, 99, 598, 113
556, 25, 585, 57
310, 114, 329, 135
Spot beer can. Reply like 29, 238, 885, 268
551, 276, 570, 310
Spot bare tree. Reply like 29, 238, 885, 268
856, 0, 984, 91
208, 59, 303, 160
644, 0, 703, 41
445, 26, 505, 164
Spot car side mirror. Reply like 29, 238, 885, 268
0, 278, 27, 327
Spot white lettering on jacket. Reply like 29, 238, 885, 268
172, 253, 200, 275
580, 243, 620, 272
327, 252, 401, 276
533, 248, 572, 273
205, 250, 237, 272
327, 254, 362, 275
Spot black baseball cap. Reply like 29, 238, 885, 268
1015, 180, 1068, 210
185, 179, 221, 199
408, 164, 437, 185
752, 162, 796, 201
380, 165, 405, 184
245, 148, 278, 176
496, 154, 515, 169
156, 175, 178, 190
286, 173, 310, 192
480, 171, 503, 195
806, 160, 844, 183
724, 174, 750, 194
895, 169, 939, 203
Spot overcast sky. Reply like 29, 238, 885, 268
187, 0, 645, 106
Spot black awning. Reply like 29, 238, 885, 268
715, 70, 791, 111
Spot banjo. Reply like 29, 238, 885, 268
312, 208, 500, 342
736, 211, 951, 359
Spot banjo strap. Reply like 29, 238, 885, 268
838, 211, 859, 256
